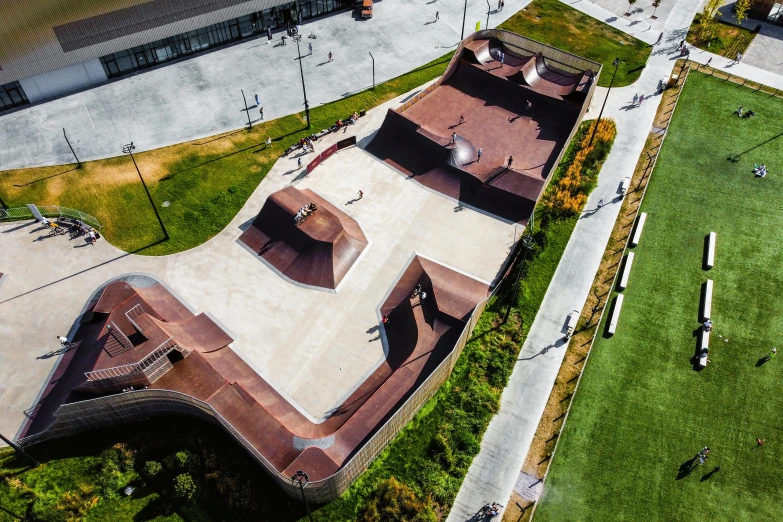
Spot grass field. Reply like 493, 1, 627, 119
534, 71, 783, 521
498, 0, 651, 87
686, 15, 757, 59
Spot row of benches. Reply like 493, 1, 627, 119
698, 232, 716, 367
607, 213, 648, 335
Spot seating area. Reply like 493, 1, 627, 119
607, 294, 624, 336
701, 279, 714, 321
630, 212, 647, 247
618, 252, 635, 291
705, 231, 716, 269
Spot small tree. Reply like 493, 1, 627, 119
699, 0, 725, 42
735, 0, 754, 25
143, 460, 163, 479
626, 0, 637, 15
173, 473, 197, 501
651, 0, 661, 18
174, 450, 190, 469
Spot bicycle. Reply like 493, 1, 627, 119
47, 222, 67, 236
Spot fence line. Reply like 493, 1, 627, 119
0, 204, 102, 229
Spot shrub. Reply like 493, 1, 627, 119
143, 460, 163, 479
173, 473, 197, 501
174, 450, 190, 469
429, 433, 454, 471
31, 485, 99, 522
360, 477, 437, 522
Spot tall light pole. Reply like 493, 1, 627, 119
588, 58, 620, 148
503, 232, 535, 325
461, 0, 468, 39
485, 0, 490, 29
293, 35, 311, 129
0, 431, 39, 468
63, 128, 81, 168
369, 52, 375, 89
122, 142, 168, 240
291, 470, 313, 522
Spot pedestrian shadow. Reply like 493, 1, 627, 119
345, 197, 361, 205
620, 103, 637, 111
424, 20, 438, 25
676, 456, 698, 480
756, 356, 771, 367
700, 466, 720, 481
316, 61, 330, 66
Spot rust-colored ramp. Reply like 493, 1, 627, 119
239, 186, 368, 290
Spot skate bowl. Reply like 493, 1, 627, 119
18, 258, 490, 502
368, 29, 600, 224
238, 186, 368, 291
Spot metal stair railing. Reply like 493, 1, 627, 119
84, 337, 176, 382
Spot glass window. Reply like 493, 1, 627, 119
0, 81, 30, 111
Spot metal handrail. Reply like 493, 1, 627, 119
84, 337, 176, 381
0, 205, 101, 229
125, 304, 146, 335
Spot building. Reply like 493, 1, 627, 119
749, 0, 783, 25
0, 0, 353, 113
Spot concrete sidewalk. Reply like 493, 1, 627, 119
446, 0, 707, 519
0, 0, 533, 171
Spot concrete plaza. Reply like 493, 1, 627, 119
0, 89, 517, 439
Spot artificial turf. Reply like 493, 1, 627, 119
534, 71, 783, 521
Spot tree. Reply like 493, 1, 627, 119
699, 0, 725, 42
173, 473, 197, 501
735, 0, 754, 25
143, 460, 163, 479
651, 0, 661, 18
626, 0, 637, 15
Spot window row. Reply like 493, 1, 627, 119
0, 81, 29, 112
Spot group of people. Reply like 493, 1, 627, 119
294, 202, 318, 226
479, 502, 502, 518
736, 106, 756, 119
411, 283, 427, 302
753, 163, 768, 178
697, 446, 711, 465
632, 93, 645, 107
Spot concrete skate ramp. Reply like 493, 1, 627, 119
514, 52, 583, 97
238, 186, 368, 290
148, 314, 233, 353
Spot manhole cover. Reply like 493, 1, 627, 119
162, 201, 171, 207
434, 45, 440, 49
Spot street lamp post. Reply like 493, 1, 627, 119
122, 142, 168, 240
293, 35, 311, 129
241, 89, 252, 129
461, 0, 468, 39
63, 128, 81, 168
588, 57, 620, 148
0, 431, 39, 468
291, 471, 313, 522
369, 52, 375, 89
485, 0, 490, 29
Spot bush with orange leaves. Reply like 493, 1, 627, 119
542, 118, 617, 218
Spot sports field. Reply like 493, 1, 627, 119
534, 71, 783, 521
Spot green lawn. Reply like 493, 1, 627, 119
686, 15, 758, 59
535, 72, 783, 521
498, 0, 651, 87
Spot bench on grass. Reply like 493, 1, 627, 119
618, 252, 635, 291
698, 329, 710, 368
705, 231, 716, 269
630, 212, 647, 247
701, 279, 713, 321
607, 294, 624, 336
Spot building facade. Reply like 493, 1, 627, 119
0, 0, 352, 113
749, 0, 783, 25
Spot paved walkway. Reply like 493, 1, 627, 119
446, 0, 711, 519
0, 0, 534, 171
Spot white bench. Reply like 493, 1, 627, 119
621, 177, 631, 196
705, 232, 716, 269
618, 252, 635, 290
698, 329, 710, 368
702, 279, 713, 321
630, 212, 647, 247
607, 294, 624, 336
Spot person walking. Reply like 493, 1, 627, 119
735, 52, 742, 64
435, 11, 439, 21
765, 348, 777, 361
254, 93, 259, 105
477, 148, 483, 163
358, 190, 363, 199
638, 94, 645, 106
308, 42, 313, 55
633, 93, 639, 106
298, 157, 302, 168
459, 114, 465, 125
450, 132, 456, 145
259, 106, 264, 119
507, 156, 513, 169
88, 230, 97, 245
328, 51, 333, 62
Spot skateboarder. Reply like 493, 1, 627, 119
358, 190, 363, 199
450, 132, 456, 145
507, 156, 513, 169
459, 114, 465, 125
477, 148, 483, 162
328, 51, 333, 62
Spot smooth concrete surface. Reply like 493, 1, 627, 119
0, 0, 536, 171
718, 1, 783, 77
446, 0, 711, 518
0, 88, 517, 440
